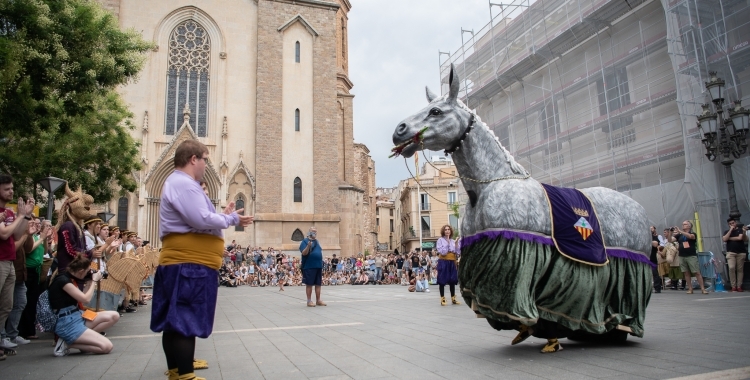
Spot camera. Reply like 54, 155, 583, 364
84, 269, 108, 281
308, 231, 317, 239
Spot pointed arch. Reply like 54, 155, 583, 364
291, 228, 304, 242
227, 160, 256, 201
235, 194, 245, 232
294, 177, 302, 203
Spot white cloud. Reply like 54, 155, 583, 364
349, 0, 490, 187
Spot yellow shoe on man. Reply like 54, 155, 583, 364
451, 296, 461, 305
166, 368, 178, 380
440, 297, 446, 306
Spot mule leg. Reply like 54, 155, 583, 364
540, 338, 563, 353
511, 325, 533, 345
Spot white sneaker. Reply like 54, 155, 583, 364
53, 338, 69, 357
10, 336, 29, 345
0, 338, 18, 349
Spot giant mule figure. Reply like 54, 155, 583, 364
392, 64, 653, 353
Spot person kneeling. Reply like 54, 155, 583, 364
49, 254, 119, 356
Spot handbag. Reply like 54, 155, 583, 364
36, 290, 58, 332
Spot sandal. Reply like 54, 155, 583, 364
701, 289, 709, 294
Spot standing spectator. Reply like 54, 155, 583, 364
0, 174, 34, 357
234, 247, 243, 267
650, 226, 662, 293
672, 221, 707, 294
396, 254, 404, 280
722, 218, 747, 292
331, 254, 340, 274
300, 227, 326, 307
662, 228, 683, 290
19, 218, 52, 340
374, 253, 384, 284
1, 217, 37, 348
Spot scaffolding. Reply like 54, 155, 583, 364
441, 0, 750, 255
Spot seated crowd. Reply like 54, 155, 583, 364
218, 246, 443, 290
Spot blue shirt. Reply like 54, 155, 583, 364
299, 238, 323, 269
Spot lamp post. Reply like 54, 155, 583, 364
697, 72, 750, 220
36, 177, 66, 221
97, 211, 115, 223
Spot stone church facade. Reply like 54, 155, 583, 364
97, 0, 373, 256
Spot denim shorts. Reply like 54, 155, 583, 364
55, 305, 87, 344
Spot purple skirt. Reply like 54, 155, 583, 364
150, 263, 218, 338
437, 259, 458, 286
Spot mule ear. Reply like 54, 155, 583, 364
425, 86, 438, 103
448, 63, 459, 103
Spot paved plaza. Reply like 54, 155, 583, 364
1, 285, 749, 380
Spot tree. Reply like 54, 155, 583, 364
0, 0, 153, 202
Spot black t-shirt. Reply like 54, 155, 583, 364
411, 255, 420, 267
650, 235, 659, 263
396, 258, 404, 269
724, 228, 747, 253
48, 274, 79, 311
276, 253, 283, 264
331, 258, 339, 266
676, 232, 697, 257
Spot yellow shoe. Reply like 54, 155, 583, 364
440, 297, 446, 306
540, 338, 563, 353
177, 373, 206, 380
193, 359, 208, 370
452, 296, 461, 305
511, 325, 532, 345
165, 368, 178, 380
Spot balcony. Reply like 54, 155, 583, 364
420, 203, 431, 211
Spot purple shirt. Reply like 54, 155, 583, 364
159, 170, 239, 240
436, 237, 460, 256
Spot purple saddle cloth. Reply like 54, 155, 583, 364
541, 183, 608, 266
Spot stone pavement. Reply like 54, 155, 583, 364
1, 285, 750, 380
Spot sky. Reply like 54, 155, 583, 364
348, 0, 492, 188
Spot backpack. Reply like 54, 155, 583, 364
36, 290, 58, 332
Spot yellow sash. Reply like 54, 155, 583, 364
159, 233, 225, 270
440, 252, 458, 261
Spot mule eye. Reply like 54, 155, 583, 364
429, 108, 443, 116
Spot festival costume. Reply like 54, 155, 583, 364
391, 78, 653, 352
55, 186, 95, 274
436, 237, 461, 306
151, 170, 240, 377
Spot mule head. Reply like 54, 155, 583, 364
392, 64, 471, 157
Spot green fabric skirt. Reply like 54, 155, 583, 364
459, 235, 652, 338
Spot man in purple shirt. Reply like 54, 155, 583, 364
151, 140, 253, 380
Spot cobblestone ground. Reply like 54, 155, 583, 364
1, 285, 749, 379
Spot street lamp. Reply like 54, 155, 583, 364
97, 211, 115, 223
697, 72, 750, 220
36, 176, 66, 221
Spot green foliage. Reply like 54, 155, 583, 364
364, 249, 370, 258
0, 0, 153, 202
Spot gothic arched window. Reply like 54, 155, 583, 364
235, 196, 245, 231
295, 41, 300, 63
165, 20, 211, 137
295, 109, 300, 131
117, 197, 129, 230
293, 177, 302, 203
291, 229, 304, 242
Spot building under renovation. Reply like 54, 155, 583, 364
442, 0, 750, 256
